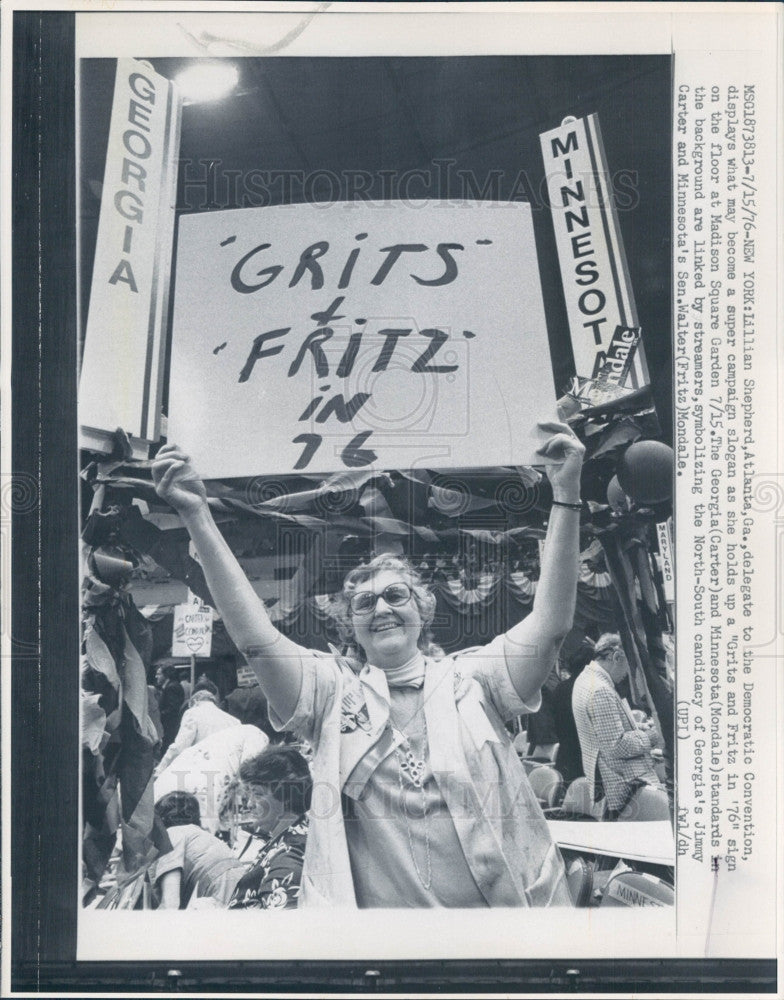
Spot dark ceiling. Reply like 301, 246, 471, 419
79, 55, 672, 439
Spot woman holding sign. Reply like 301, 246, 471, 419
152, 421, 583, 908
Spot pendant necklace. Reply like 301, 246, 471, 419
391, 708, 432, 891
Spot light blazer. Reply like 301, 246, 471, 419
571, 661, 659, 811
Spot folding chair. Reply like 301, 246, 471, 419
521, 757, 550, 775
529, 742, 559, 763
553, 776, 605, 820
617, 784, 671, 822
528, 765, 564, 809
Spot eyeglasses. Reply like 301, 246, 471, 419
349, 582, 413, 615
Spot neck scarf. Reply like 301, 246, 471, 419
377, 650, 426, 689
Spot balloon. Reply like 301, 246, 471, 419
606, 475, 631, 513
616, 440, 674, 504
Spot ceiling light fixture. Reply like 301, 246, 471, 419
175, 62, 240, 104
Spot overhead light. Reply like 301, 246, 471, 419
175, 62, 240, 104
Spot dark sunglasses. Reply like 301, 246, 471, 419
349, 582, 413, 615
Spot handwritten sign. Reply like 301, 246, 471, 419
80, 59, 181, 448
167, 201, 556, 478
171, 593, 213, 658
540, 115, 649, 390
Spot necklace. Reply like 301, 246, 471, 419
391, 717, 432, 891
395, 729, 427, 788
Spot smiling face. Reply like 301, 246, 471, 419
350, 569, 424, 669
243, 783, 286, 837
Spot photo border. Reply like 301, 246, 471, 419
4, 4, 780, 996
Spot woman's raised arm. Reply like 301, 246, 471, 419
503, 421, 585, 704
152, 445, 303, 722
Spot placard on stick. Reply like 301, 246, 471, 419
171, 593, 213, 658
167, 201, 556, 479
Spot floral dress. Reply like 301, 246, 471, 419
228, 817, 308, 909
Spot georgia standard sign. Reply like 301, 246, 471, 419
167, 201, 557, 479
79, 59, 180, 446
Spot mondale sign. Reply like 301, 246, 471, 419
167, 200, 557, 479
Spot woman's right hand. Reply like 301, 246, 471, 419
152, 444, 209, 516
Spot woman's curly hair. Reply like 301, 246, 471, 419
330, 553, 442, 664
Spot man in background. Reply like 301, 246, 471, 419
572, 633, 661, 818
155, 664, 184, 753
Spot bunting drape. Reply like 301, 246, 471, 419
134, 564, 617, 662
81, 572, 171, 893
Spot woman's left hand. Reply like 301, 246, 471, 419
535, 420, 585, 502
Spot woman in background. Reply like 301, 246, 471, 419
154, 723, 269, 834
152, 791, 249, 908
228, 745, 311, 910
